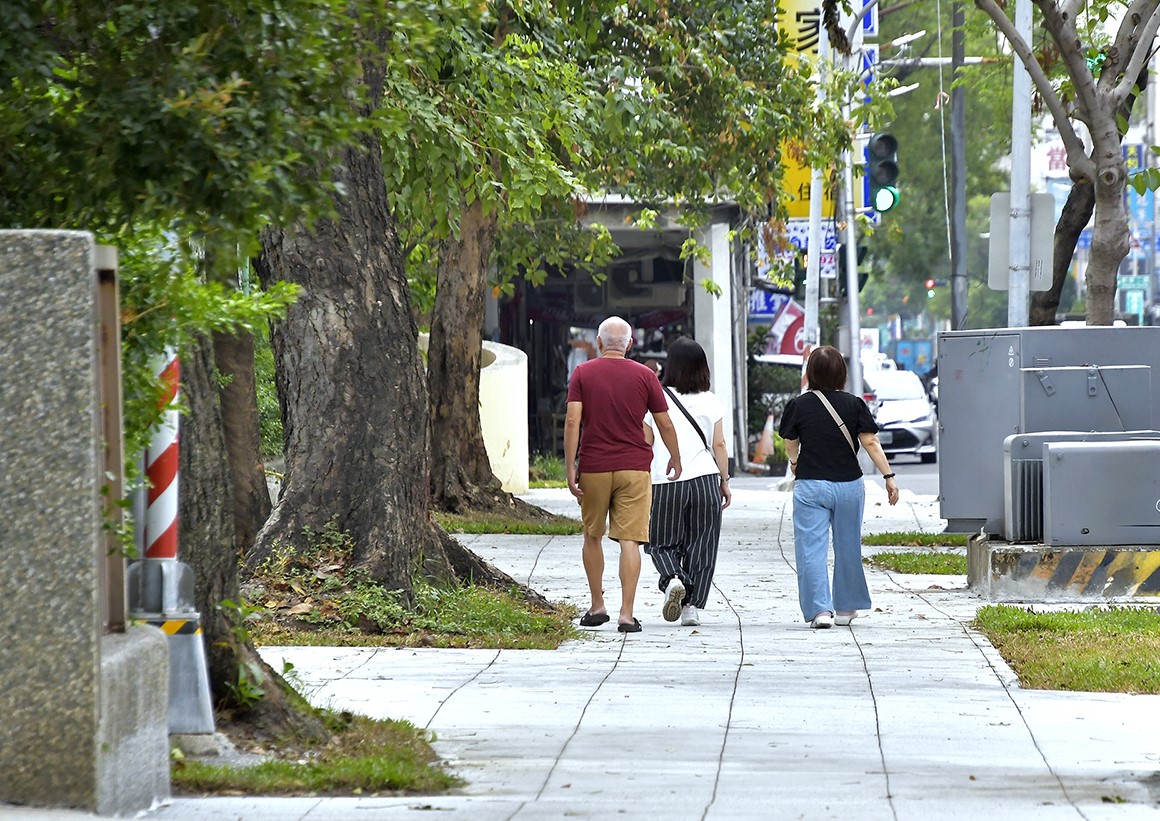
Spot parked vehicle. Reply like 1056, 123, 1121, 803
862, 369, 937, 463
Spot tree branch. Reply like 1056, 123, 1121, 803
976, 0, 1094, 179
1060, 0, 1084, 23
1111, 3, 1160, 104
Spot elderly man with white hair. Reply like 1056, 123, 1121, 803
564, 316, 682, 633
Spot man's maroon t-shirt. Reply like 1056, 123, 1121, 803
567, 357, 668, 473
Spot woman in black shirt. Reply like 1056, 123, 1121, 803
778, 347, 900, 628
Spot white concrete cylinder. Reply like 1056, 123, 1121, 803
419, 334, 529, 494
480, 341, 529, 494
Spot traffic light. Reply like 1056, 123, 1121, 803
837, 244, 869, 296
925, 277, 936, 298
867, 132, 900, 213
790, 252, 807, 300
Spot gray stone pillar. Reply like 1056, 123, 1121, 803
0, 230, 170, 815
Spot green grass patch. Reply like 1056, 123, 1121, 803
530, 452, 566, 483
173, 713, 461, 795
864, 551, 967, 575
246, 524, 580, 650
529, 479, 567, 489
973, 605, 1160, 694
435, 511, 580, 535
862, 531, 968, 547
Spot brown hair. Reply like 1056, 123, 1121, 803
805, 346, 847, 391
662, 336, 711, 393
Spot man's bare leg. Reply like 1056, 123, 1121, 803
618, 539, 641, 624
582, 533, 606, 614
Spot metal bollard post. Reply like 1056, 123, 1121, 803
128, 349, 215, 735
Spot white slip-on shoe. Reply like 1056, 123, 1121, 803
662, 577, 686, 622
810, 612, 834, 629
834, 611, 858, 626
680, 604, 700, 626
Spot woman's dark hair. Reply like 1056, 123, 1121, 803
805, 346, 847, 391
662, 336, 711, 393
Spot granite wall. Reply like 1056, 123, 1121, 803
0, 230, 169, 815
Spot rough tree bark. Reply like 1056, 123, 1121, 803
212, 329, 272, 555
248, 50, 528, 597
428, 200, 499, 512
1030, 182, 1095, 326
427, 200, 561, 523
179, 334, 328, 742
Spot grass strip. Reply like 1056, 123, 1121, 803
435, 511, 580, 535
864, 551, 967, 575
973, 605, 1160, 694
173, 715, 461, 795
862, 531, 968, 547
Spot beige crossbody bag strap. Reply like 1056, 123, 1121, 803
809, 390, 857, 455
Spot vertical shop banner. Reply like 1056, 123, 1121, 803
779, 0, 833, 220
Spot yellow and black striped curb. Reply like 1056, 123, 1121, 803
985, 546, 1160, 597
138, 618, 203, 635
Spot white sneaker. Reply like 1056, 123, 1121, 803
680, 604, 700, 626
662, 577, 686, 622
834, 611, 858, 626
810, 612, 834, 629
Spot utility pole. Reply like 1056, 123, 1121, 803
804, 26, 829, 352
950, 0, 968, 329
1007, 0, 1033, 327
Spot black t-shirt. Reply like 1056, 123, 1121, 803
778, 390, 879, 482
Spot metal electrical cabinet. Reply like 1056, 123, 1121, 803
1042, 440, 1160, 546
937, 326, 1160, 535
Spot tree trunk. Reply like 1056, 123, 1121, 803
212, 329, 272, 556
428, 201, 503, 511
1030, 180, 1095, 325
427, 200, 553, 525
179, 333, 328, 742
249, 133, 457, 594
1086, 149, 1130, 326
248, 43, 556, 604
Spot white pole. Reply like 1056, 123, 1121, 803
842, 101, 863, 396
1007, 0, 1032, 327
804, 27, 830, 349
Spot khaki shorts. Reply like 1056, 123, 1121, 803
578, 470, 652, 544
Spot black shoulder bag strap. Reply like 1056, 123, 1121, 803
662, 385, 710, 452
809, 390, 857, 455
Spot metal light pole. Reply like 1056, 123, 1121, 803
950, 0, 969, 330
1007, 0, 1033, 327
804, 26, 830, 351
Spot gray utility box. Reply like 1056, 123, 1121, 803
1043, 440, 1160, 546
1004, 430, 1160, 542
938, 326, 1160, 535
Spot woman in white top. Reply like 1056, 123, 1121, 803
643, 337, 732, 626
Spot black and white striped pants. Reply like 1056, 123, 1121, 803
644, 473, 723, 609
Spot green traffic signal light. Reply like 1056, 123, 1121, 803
873, 185, 899, 212
867, 132, 899, 213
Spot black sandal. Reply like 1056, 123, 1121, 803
617, 618, 642, 633
579, 611, 610, 627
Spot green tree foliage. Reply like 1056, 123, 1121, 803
0, 0, 365, 436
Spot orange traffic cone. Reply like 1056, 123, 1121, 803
751, 412, 775, 466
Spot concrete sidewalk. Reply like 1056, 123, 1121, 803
6, 479, 1158, 820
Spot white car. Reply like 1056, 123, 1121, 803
862, 370, 937, 463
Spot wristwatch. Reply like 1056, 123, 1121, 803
883, 472, 896, 480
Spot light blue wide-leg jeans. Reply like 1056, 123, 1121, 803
792, 479, 871, 622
